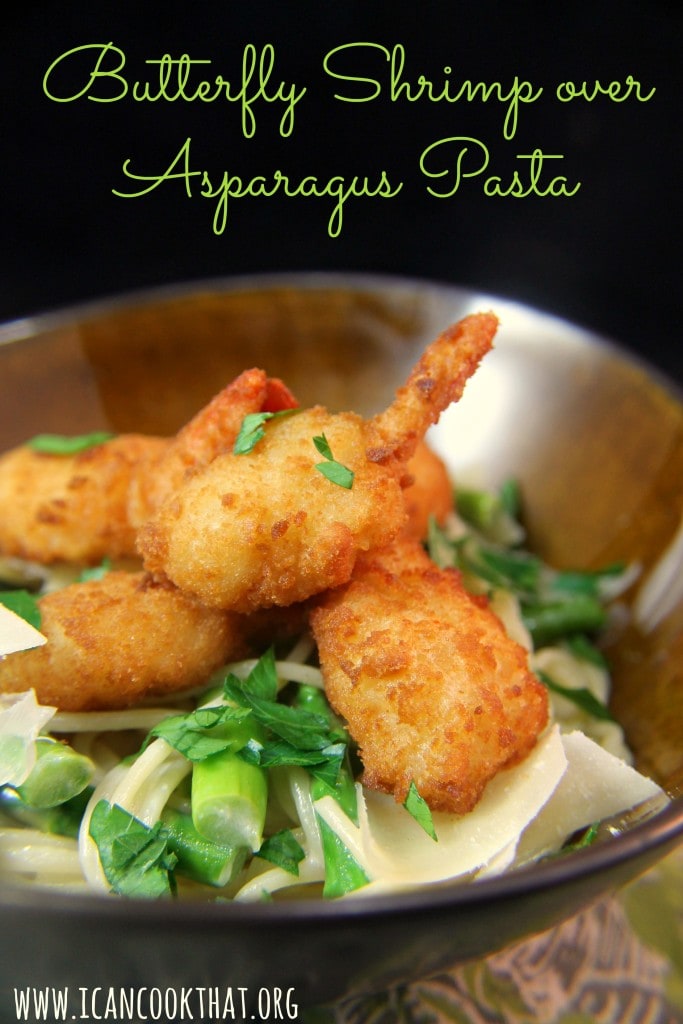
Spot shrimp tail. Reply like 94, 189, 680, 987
367, 312, 497, 465
263, 377, 299, 413
171, 368, 297, 472
128, 370, 300, 529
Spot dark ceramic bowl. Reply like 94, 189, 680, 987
0, 274, 681, 1013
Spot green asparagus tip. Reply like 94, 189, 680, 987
162, 807, 248, 887
192, 748, 268, 852
16, 738, 95, 809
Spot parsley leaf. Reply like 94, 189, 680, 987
310, 752, 358, 820
222, 651, 279, 707
233, 412, 275, 454
257, 828, 305, 876
89, 800, 177, 898
147, 704, 254, 761
312, 434, 334, 461
566, 822, 600, 850
232, 693, 336, 751
306, 744, 348, 790
317, 817, 369, 898
536, 670, 615, 722
316, 461, 355, 489
403, 781, 438, 841
312, 433, 354, 490
241, 647, 279, 701
233, 409, 298, 455
225, 651, 349, 787
239, 737, 345, 771
147, 651, 283, 763
27, 431, 115, 455
0, 590, 41, 630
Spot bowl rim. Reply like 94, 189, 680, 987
0, 796, 680, 923
0, 270, 681, 922
0, 269, 681, 398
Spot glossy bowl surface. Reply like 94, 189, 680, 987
0, 274, 681, 1011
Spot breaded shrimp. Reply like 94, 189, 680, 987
0, 435, 168, 566
310, 537, 549, 814
402, 442, 454, 540
138, 313, 497, 612
128, 370, 297, 529
0, 571, 252, 711
0, 370, 297, 566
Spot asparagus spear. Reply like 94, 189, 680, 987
161, 806, 248, 887
521, 596, 607, 647
16, 738, 94, 809
0, 785, 91, 838
191, 715, 267, 852
456, 482, 522, 541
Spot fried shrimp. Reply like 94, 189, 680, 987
402, 442, 454, 540
0, 571, 252, 711
310, 537, 549, 814
138, 313, 497, 612
0, 435, 168, 566
0, 370, 297, 566
127, 370, 297, 529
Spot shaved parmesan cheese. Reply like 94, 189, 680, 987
315, 725, 568, 893
0, 603, 46, 657
315, 727, 667, 897
515, 730, 665, 864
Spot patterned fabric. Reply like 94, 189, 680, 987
310, 847, 683, 1024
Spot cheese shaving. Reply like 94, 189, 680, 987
0, 603, 46, 657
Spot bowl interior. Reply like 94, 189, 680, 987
2, 274, 681, 791
0, 274, 682, 1008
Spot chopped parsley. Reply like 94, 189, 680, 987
27, 432, 115, 455
233, 409, 298, 455
147, 704, 254, 761
257, 828, 305, 876
142, 651, 351, 791
222, 652, 350, 788
317, 818, 369, 898
89, 801, 177, 898
312, 434, 354, 489
536, 670, 615, 722
0, 590, 41, 630
403, 781, 438, 841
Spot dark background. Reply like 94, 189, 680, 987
2, 1, 681, 379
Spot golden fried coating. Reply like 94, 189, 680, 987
139, 313, 496, 612
402, 442, 454, 540
127, 370, 297, 529
139, 405, 409, 612
0, 435, 167, 565
0, 571, 251, 711
0, 370, 298, 567
310, 538, 549, 814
